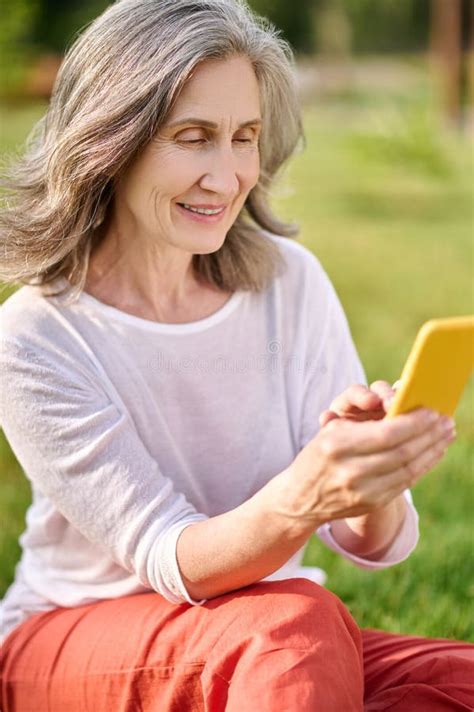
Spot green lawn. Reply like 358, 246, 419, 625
1, 72, 473, 641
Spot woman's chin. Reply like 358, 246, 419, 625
163, 231, 226, 256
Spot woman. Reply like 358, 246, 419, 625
0, 1, 472, 710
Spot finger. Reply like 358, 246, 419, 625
325, 407, 449, 456
382, 433, 452, 491
369, 380, 396, 412
319, 410, 340, 427
369, 380, 395, 400
363, 435, 453, 506
352, 416, 456, 479
329, 384, 382, 415
324, 407, 386, 423
410, 437, 452, 484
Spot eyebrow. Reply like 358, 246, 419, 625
165, 117, 262, 130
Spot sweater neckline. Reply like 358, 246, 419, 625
51, 278, 245, 334
53, 279, 245, 334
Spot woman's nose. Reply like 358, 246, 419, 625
198, 144, 240, 198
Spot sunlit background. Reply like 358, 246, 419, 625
1, 0, 473, 639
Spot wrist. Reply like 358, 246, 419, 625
254, 466, 325, 542
331, 495, 407, 559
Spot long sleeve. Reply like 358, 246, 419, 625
298, 270, 367, 452
0, 335, 208, 605
297, 263, 420, 568
316, 490, 420, 569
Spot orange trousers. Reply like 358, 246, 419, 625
1, 578, 473, 711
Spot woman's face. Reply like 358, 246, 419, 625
114, 55, 262, 256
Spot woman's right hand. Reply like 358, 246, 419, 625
276, 408, 455, 527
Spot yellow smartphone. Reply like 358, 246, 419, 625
386, 316, 474, 418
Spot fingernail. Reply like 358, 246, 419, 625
440, 416, 455, 432
426, 410, 438, 422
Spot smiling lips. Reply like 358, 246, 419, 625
176, 202, 228, 223
179, 203, 226, 215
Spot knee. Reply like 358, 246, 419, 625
246, 576, 351, 616
199, 577, 363, 681
225, 577, 361, 646
253, 575, 337, 602
245, 576, 335, 606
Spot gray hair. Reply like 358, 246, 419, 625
0, 0, 304, 300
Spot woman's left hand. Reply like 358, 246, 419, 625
319, 380, 398, 428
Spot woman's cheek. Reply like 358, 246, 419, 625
244, 151, 260, 189
167, 152, 207, 184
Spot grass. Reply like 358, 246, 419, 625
1, 72, 473, 641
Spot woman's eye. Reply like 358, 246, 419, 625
178, 136, 206, 144
176, 132, 256, 145
176, 131, 207, 144
234, 131, 256, 143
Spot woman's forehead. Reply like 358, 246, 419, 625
166, 56, 261, 125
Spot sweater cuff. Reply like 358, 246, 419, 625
316, 490, 419, 570
158, 517, 209, 605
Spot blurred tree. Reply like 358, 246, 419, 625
250, 0, 431, 54
312, 0, 352, 59
308, 0, 354, 96
430, 0, 473, 126
467, 1, 474, 112
250, 0, 314, 53
32, 0, 108, 53
342, 0, 430, 54
5, 0, 434, 59
430, 0, 463, 124
0, 0, 41, 94
4, 0, 471, 103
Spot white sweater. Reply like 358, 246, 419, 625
0, 236, 419, 643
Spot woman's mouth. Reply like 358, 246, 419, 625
175, 202, 227, 223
